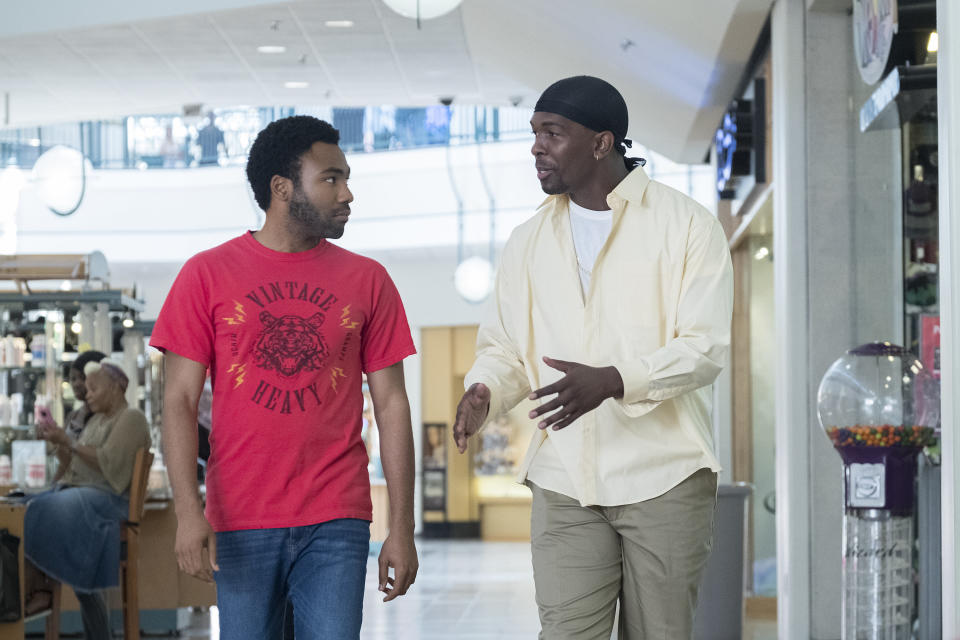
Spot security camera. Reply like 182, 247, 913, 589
439, 96, 454, 106
509, 95, 523, 107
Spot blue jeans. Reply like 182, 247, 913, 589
214, 518, 370, 640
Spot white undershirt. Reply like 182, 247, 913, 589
526, 200, 613, 500
568, 199, 614, 296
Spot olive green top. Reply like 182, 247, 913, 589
61, 405, 151, 495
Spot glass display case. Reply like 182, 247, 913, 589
818, 342, 939, 639
0, 278, 147, 488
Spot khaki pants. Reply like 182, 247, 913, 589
529, 469, 717, 640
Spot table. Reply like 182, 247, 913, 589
0, 499, 217, 636
0, 502, 55, 639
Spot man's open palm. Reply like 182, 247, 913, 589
453, 383, 490, 453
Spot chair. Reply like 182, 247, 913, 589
44, 447, 154, 639
122, 448, 154, 639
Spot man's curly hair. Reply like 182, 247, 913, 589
245, 115, 340, 211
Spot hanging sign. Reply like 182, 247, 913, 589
853, 0, 899, 85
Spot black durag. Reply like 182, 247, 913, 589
534, 75, 646, 170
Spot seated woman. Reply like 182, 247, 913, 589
62, 350, 109, 439
29, 359, 151, 640
37, 349, 107, 482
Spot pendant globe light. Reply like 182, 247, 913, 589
381, 0, 463, 22
33, 144, 90, 216
454, 255, 493, 304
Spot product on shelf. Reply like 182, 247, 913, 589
825, 425, 937, 449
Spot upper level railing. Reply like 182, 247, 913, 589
0, 105, 534, 171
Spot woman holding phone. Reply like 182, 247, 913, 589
30, 358, 151, 640
34, 350, 106, 483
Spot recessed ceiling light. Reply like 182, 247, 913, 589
325, 20, 354, 28
258, 45, 287, 54
284, 81, 309, 89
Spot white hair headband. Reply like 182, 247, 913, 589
84, 358, 129, 391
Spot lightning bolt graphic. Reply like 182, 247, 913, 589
227, 363, 247, 388
340, 304, 360, 330
222, 301, 247, 325
330, 367, 346, 392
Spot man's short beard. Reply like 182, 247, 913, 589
539, 176, 569, 195
288, 184, 343, 240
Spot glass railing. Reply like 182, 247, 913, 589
0, 105, 534, 171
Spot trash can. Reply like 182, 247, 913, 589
694, 482, 752, 640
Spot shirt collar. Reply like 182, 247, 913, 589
608, 165, 651, 209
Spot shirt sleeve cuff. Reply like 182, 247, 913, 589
613, 360, 660, 418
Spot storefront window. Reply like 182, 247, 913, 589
902, 107, 939, 369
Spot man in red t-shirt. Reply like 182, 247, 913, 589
150, 116, 418, 639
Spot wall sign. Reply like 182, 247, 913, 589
853, 0, 898, 86
715, 78, 765, 201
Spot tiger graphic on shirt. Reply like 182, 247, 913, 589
253, 311, 330, 377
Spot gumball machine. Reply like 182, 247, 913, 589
817, 342, 939, 640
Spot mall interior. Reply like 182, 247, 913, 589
0, 0, 958, 638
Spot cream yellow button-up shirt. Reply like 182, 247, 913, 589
464, 166, 733, 507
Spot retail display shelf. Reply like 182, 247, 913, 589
0, 290, 144, 312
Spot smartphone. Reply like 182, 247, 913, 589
35, 405, 52, 424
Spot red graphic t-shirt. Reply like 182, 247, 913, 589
150, 232, 416, 532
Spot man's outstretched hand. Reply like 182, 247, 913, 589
453, 383, 490, 453
528, 357, 624, 431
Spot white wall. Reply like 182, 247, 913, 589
937, 0, 960, 635
749, 235, 777, 582
14, 140, 545, 262
805, 9, 903, 638
772, 1, 812, 635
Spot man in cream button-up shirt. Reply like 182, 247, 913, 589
453, 76, 733, 639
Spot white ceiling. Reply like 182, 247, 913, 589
0, 0, 773, 163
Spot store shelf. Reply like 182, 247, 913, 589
906, 304, 939, 314
0, 290, 144, 313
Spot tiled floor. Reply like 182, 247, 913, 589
181, 539, 777, 639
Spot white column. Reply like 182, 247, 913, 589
937, 0, 960, 636
771, 0, 811, 638
94, 302, 111, 355
78, 303, 95, 351
121, 331, 143, 408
